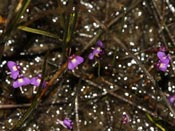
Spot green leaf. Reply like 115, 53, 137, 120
146, 113, 166, 131
18, 26, 62, 41
5, 0, 31, 36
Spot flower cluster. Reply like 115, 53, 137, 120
67, 40, 104, 70
7, 61, 46, 93
156, 50, 170, 72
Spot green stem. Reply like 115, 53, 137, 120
146, 113, 166, 131
97, 61, 101, 77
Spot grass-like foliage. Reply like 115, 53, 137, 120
0, 0, 175, 131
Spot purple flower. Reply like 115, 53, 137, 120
30, 74, 46, 94
157, 51, 170, 63
156, 61, 169, 72
88, 40, 104, 60
168, 95, 175, 104
63, 118, 73, 130
13, 76, 30, 88
121, 113, 130, 124
156, 51, 170, 72
56, 118, 73, 130
12, 76, 30, 93
30, 74, 46, 88
68, 55, 84, 70
7, 61, 21, 79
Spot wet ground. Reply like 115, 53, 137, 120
0, 0, 175, 131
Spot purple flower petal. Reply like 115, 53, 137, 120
88, 40, 104, 60
157, 51, 170, 63
68, 55, 84, 70
23, 77, 31, 84
88, 53, 95, 60
13, 81, 20, 88
13, 77, 30, 88
11, 71, 19, 80
157, 61, 168, 72
68, 61, 76, 70
94, 47, 102, 55
168, 95, 175, 104
7, 61, 17, 70
75, 56, 84, 64
163, 58, 170, 64
121, 113, 130, 124
31, 77, 40, 87
63, 118, 73, 130
96, 40, 104, 48
157, 51, 166, 59
156, 50, 170, 72
7, 61, 20, 79
30, 75, 46, 88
